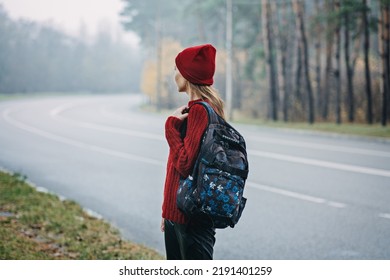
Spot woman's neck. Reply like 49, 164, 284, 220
187, 87, 201, 101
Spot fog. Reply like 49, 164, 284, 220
0, 4, 142, 94
0, 0, 389, 125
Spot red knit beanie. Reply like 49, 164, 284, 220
175, 44, 216, 86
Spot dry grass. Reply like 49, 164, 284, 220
0, 172, 163, 260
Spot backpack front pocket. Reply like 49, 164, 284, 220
199, 167, 245, 220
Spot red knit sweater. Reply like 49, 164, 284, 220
162, 99, 209, 224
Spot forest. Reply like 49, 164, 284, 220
0, 5, 142, 94
121, 0, 390, 126
0, 1, 389, 126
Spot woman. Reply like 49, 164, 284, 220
161, 44, 225, 260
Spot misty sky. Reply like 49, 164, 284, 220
0, 0, 139, 44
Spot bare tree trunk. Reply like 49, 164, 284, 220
262, 0, 278, 121
380, 1, 390, 126
294, 41, 303, 118
363, 0, 373, 124
271, 1, 288, 122
387, 2, 390, 122
322, 0, 334, 120
349, 17, 363, 121
334, 0, 342, 124
384, 1, 390, 120
281, 2, 290, 121
293, 0, 315, 124
379, 1, 385, 126
344, 2, 355, 123
315, 0, 323, 119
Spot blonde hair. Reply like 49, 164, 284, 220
188, 83, 226, 120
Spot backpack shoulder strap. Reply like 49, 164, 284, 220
180, 101, 217, 139
189, 101, 220, 125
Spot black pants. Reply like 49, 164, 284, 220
164, 219, 216, 260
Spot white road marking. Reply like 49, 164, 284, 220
247, 135, 390, 158
6, 105, 390, 217
83, 208, 103, 220
50, 103, 164, 141
379, 213, 390, 220
247, 182, 347, 208
249, 150, 390, 178
326, 201, 347, 208
6, 103, 390, 180
49, 103, 75, 116
3, 108, 165, 167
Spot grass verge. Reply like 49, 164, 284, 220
142, 104, 390, 139
3, 94, 389, 139
234, 117, 390, 139
0, 171, 163, 260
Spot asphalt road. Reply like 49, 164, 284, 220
1, 94, 389, 259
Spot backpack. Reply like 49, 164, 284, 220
176, 101, 249, 228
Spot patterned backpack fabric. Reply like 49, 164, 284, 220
176, 102, 249, 228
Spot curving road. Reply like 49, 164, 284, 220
1, 94, 390, 259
